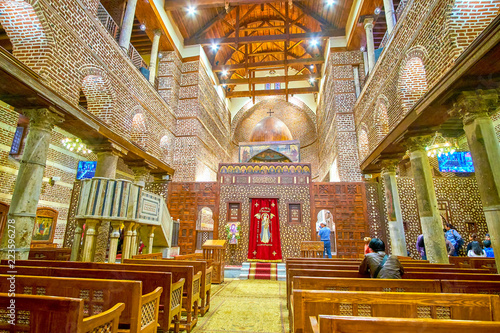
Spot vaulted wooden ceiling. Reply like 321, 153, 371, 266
168, 0, 361, 99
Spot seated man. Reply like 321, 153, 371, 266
359, 238, 404, 279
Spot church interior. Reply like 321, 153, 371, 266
0, 0, 499, 332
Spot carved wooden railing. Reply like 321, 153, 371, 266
97, 3, 119, 40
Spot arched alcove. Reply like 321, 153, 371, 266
358, 125, 370, 162
316, 209, 337, 255
374, 96, 389, 142
80, 74, 114, 124
196, 207, 214, 250
399, 49, 428, 115
131, 112, 148, 149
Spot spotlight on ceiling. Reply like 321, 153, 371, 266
309, 77, 316, 85
310, 39, 319, 47
139, 23, 146, 31
187, 6, 196, 16
222, 69, 228, 76
374, 7, 382, 15
222, 83, 227, 88
326, 0, 335, 5
211, 44, 219, 51
310, 65, 315, 70
360, 46, 366, 52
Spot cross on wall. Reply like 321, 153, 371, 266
267, 109, 274, 117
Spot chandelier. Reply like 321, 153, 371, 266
62, 137, 92, 154
425, 132, 458, 158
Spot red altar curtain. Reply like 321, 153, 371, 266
247, 198, 283, 262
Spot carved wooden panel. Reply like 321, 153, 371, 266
167, 182, 219, 255
311, 183, 368, 258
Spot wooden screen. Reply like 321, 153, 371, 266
168, 182, 219, 255
311, 183, 368, 258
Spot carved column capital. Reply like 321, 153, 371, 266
380, 159, 400, 174
88, 141, 127, 157
363, 17, 374, 30
450, 89, 499, 125
402, 135, 432, 152
153, 29, 162, 37
23, 108, 63, 132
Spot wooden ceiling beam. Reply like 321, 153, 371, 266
185, 30, 344, 45
214, 57, 324, 71
221, 74, 319, 86
190, 6, 236, 40
164, 0, 308, 11
293, 2, 335, 29
226, 86, 318, 98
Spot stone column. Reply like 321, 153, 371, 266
452, 89, 500, 270
381, 160, 407, 256
131, 165, 151, 186
148, 226, 156, 254
0, 108, 63, 260
108, 221, 122, 263
118, 0, 138, 52
383, 0, 396, 35
82, 220, 99, 262
130, 224, 140, 257
70, 220, 84, 261
91, 143, 125, 262
122, 221, 135, 260
353, 66, 361, 98
364, 18, 375, 72
149, 29, 162, 84
406, 136, 449, 263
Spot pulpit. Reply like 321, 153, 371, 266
300, 241, 324, 258
203, 240, 226, 284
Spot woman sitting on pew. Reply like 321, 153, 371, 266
483, 240, 495, 258
359, 238, 404, 279
468, 241, 487, 257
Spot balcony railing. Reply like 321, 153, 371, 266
127, 43, 148, 70
97, 3, 119, 40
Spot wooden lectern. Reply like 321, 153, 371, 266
203, 240, 226, 284
300, 241, 324, 258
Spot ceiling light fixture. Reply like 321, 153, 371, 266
360, 46, 366, 52
310, 39, 319, 47
139, 23, 146, 31
187, 6, 196, 16
211, 44, 219, 51
222, 69, 228, 76
374, 7, 382, 15
326, 0, 335, 5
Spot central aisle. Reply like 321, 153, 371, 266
192, 279, 289, 333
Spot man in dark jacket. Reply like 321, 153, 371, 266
359, 238, 404, 279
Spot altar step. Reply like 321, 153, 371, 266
238, 262, 286, 281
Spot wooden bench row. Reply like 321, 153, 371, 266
0, 293, 125, 333
2, 260, 201, 332
0, 275, 162, 333
310, 316, 500, 333
293, 289, 500, 333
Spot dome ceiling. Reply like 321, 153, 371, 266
249, 116, 293, 142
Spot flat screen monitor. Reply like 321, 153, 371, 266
76, 161, 97, 180
438, 151, 474, 173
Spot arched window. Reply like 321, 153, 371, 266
196, 207, 214, 250
80, 75, 113, 124
400, 55, 428, 115
316, 209, 336, 255
374, 97, 389, 141
358, 126, 369, 161
131, 113, 148, 148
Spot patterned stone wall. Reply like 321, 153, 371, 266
218, 163, 312, 264
354, 0, 500, 158
316, 51, 364, 182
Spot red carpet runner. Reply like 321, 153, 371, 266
248, 262, 278, 280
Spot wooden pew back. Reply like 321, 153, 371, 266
0, 275, 141, 331
28, 247, 71, 261
132, 253, 163, 260
293, 290, 500, 333
0, 293, 124, 333
312, 316, 500, 333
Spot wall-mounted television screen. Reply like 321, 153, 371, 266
438, 151, 475, 173
76, 161, 97, 180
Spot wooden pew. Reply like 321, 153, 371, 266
310, 316, 500, 333
287, 263, 487, 274
0, 293, 125, 333
28, 247, 71, 260
124, 258, 213, 316
441, 280, 500, 294
449, 257, 497, 273
173, 253, 204, 260
8, 260, 202, 332
293, 290, 500, 333
0, 275, 163, 333
0, 265, 184, 333
132, 252, 163, 260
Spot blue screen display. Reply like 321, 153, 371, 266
76, 161, 97, 180
438, 151, 475, 173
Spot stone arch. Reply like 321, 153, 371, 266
131, 107, 149, 149
449, 0, 500, 55
79, 66, 115, 125
374, 95, 390, 142
357, 124, 370, 162
0, 0, 54, 75
398, 47, 428, 116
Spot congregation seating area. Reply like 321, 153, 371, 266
0, 254, 217, 333
286, 257, 500, 333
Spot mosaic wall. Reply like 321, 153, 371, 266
218, 163, 312, 264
